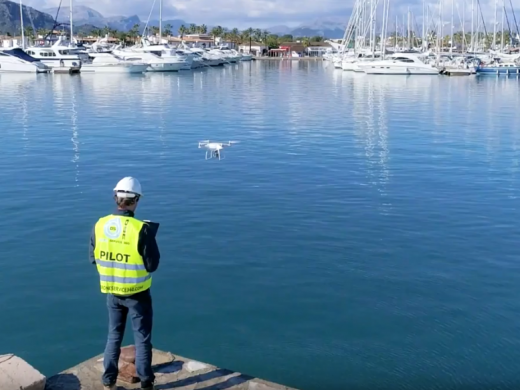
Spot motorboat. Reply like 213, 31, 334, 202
240, 53, 253, 61
112, 48, 182, 72
0, 48, 51, 73
25, 36, 88, 68
358, 53, 440, 75
81, 54, 148, 73
476, 61, 520, 75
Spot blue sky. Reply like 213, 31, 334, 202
25, 0, 518, 29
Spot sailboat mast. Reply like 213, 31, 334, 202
19, 0, 25, 49
462, 0, 465, 53
500, 0, 505, 51
450, 0, 454, 53
69, 0, 74, 45
471, 0, 474, 50
159, 0, 163, 43
407, 6, 410, 48
493, 0, 497, 49
422, 0, 425, 49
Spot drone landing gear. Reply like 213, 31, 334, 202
205, 150, 224, 160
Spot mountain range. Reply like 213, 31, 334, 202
0, 0, 55, 34
0, 0, 346, 38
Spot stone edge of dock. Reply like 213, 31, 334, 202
0, 348, 297, 390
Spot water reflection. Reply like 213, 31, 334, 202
71, 82, 80, 187
348, 73, 392, 211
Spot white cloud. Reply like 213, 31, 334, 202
24, 0, 520, 29
25, 0, 352, 27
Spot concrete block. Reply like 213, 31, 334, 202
0, 354, 46, 390
185, 360, 209, 372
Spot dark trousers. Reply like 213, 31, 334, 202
102, 291, 155, 386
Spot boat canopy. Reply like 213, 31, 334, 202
3, 48, 40, 62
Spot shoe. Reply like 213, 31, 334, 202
103, 384, 116, 390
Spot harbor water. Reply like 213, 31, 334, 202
1, 62, 520, 390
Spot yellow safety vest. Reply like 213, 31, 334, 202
94, 215, 152, 295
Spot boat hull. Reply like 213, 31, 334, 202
0, 65, 49, 73
81, 64, 148, 73
476, 66, 520, 75
146, 62, 182, 72
363, 67, 439, 75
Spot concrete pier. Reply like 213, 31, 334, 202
44, 346, 298, 390
0, 354, 46, 390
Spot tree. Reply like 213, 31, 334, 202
253, 28, 262, 42
231, 28, 240, 47
310, 35, 324, 42
265, 34, 280, 48
24, 26, 35, 41
243, 27, 254, 52
179, 25, 187, 38
210, 25, 224, 44
130, 23, 140, 36
188, 23, 197, 34
117, 30, 128, 44
260, 30, 269, 44
280, 34, 293, 42
36, 28, 48, 38
151, 26, 159, 36
164, 23, 172, 37
199, 24, 207, 34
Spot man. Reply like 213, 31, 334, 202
89, 177, 160, 390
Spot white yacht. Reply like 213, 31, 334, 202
359, 53, 440, 75
0, 48, 51, 73
139, 40, 193, 70
25, 36, 88, 68
81, 54, 148, 73
112, 48, 182, 72
343, 52, 382, 72
216, 47, 242, 62
175, 48, 204, 69
240, 53, 253, 61
191, 48, 225, 66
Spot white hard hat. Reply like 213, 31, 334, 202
113, 177, 143, 198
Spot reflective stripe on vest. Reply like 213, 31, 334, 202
93, 215, 152, 295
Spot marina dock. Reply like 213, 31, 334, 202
1, 346, 298, 390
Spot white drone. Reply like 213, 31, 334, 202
198, 140, 239, 160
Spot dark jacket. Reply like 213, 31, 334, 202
90, 209, 160, 297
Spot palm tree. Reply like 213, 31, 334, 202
242, 27, 254, 52
229, 28, 239, 48
188, 23, 197, 34
260, 30, 269, 44
179, 25, 187, 38
199, 24, 207, 34
210, 26, 223, 44
151, 26, 159, 36
253, 28, 262, 42
164, 23, 172, 37
36, 28, 47, 38
24, 26, 35, 42
129, 23, 140, 43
